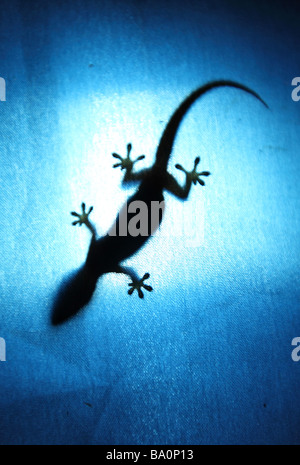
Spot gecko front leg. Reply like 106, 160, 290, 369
128, 272, 153, 299
114, 266, 153, 298
70, 202, 96, 236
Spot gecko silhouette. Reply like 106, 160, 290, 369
51, 80, 268, 325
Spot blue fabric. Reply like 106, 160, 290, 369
0, 0, 299, 445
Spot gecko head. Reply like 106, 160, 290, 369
51, 265, 98, 325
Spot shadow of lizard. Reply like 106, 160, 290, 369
51, 80, 268, 325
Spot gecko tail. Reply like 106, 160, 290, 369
155, 80, 268, 170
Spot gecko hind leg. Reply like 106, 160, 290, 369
112, 143, 145, 171
175, 157, 211, 186
112, 143, 149, 183
164, 157, 211, 200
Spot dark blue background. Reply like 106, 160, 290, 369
0, 0, 299, 444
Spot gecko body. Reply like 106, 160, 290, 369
52, 80, 267, 325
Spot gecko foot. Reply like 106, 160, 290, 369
175, 157, 210, 186
71, 202, 93, 227
128, 273, 153, 298
112, 143, 145, 171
